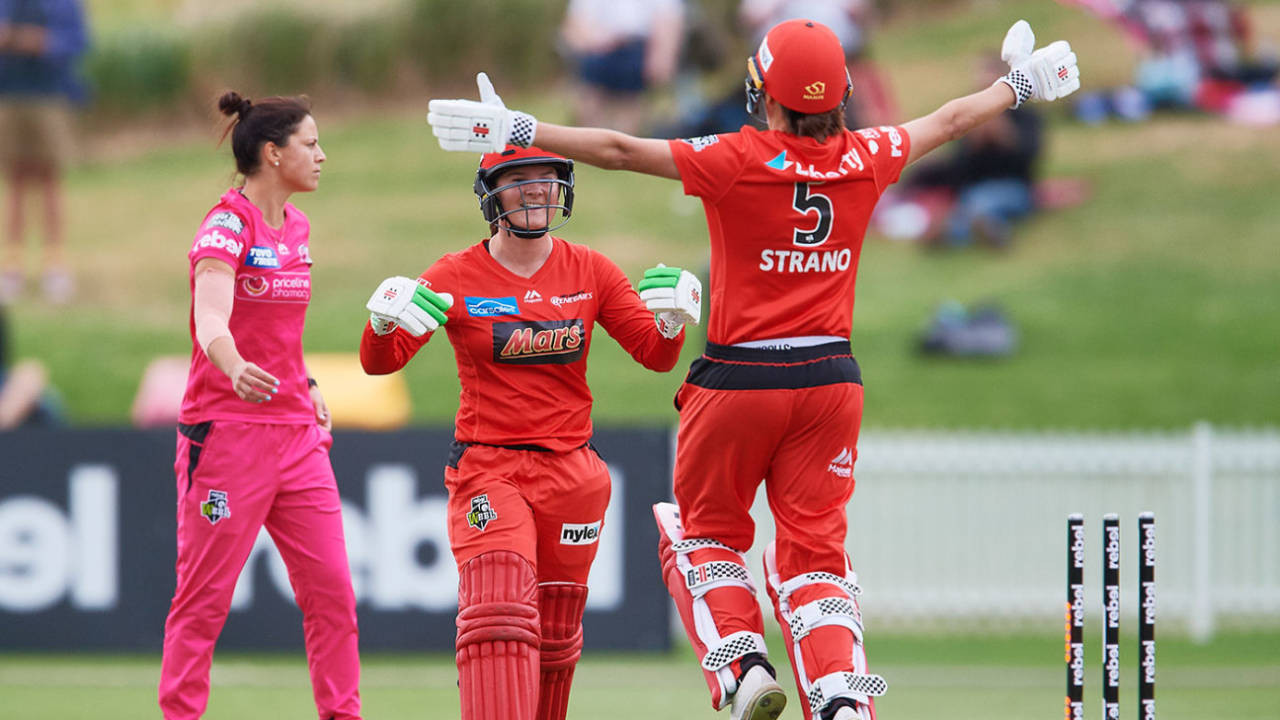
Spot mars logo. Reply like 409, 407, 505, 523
200, 490, 231, 525
803, 81, 826, 100
466, 494, 497, 531
493, 319, 585, 365
242, 276, 269, 296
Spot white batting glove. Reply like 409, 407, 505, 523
996, 20, 1081, 108
365, 276, 453, 337
637, 264, 701, 339
427, 72, 538, 153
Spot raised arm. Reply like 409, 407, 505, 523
428, 73, 680, 179
903, 20, 1079, 166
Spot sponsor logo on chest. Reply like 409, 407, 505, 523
492, 318, 586, 365
237, 270, 311, 303
246, 245, 281, 269
465, 296, 520, 317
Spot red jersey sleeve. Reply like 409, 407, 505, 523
591, 251, 684, 372
854, 125, 912, 194
358, 256, 458, 375
189, 207, 250, 269
668, 132, 752, 204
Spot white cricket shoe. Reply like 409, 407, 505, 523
730, 665, 786, 720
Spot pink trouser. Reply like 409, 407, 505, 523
159, 421, 361, 720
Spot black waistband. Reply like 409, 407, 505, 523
686, 340, 861, 391
447, 440, 594, 468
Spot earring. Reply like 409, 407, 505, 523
273, 161, 280, 166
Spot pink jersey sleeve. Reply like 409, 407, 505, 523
669, 131, 751, 204
189, 208, 250, 268
854, 125, 912, 193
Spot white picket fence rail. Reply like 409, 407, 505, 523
721, 423, 1280, 642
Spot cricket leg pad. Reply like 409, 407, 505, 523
536, 582, 589, 720
655, 501, 770, 710
456, 550, 541, 720
764, 541, 887, 720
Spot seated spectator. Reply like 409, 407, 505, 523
560, 0, 684, 134
893, 56, 1044, 250
0, 305, 62, 428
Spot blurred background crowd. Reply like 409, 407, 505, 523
0, 0, 1276, 430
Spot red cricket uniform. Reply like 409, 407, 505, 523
664, 124, 910, 713
360, 236, 682, 579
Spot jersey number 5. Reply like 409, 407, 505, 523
792, 182, 833, 247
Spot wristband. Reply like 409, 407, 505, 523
307, 377, 318, 388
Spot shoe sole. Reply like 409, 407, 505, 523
742, 686, 787, 720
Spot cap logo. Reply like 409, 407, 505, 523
757, 37, 774, 72
803, 81, 827, 100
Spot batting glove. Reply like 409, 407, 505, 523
637, 264, 702, 339
427, 72, 538, 153
996, 20, 1081, 109
366, 276, 453, 337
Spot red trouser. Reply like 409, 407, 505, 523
445, 442, 611, 720
668, 341, 868, 716
160, 421, 360, 720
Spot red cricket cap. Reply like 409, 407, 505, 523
750, 19, 849, 114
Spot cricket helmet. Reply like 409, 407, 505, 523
745, 19, 853, 116
474, 145, 574, 238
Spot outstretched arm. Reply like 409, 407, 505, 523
534, 123, 679, 179
428, 73, 680, 179
903, 84, 1016, 165
903, 20, 1079, 166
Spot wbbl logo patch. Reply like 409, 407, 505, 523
467, 494, 497, 531
560, 521, 602, 545
200, 490, 231, 525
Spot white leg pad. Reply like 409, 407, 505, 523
764, 542, 887, 719
655, 502, 766, 709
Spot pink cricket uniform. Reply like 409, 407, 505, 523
160, 189, 361, 720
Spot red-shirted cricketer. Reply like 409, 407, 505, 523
358, 145, 699, 720
427, 17, 1079, 720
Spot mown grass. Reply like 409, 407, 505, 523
2, 629, 1277, 719
17, 1, 1279, 428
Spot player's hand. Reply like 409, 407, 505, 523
310, 384, 332, 431
228, 359, 278, 404
366, 276, 453, 337
637, 264, 701, 339
996, 20, 1080, 108
427, 72, 538, 153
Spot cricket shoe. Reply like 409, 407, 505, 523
730, 665, 786, 720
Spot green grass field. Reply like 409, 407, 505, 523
11, 0, 1278, 429
3, 629, 1277, 719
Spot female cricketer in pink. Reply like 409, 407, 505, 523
429, 17, 1079, 720
159, 91, 362, 720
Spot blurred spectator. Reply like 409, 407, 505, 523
0, 304, 63, 428
560, 0, 684, 134
917, 300, 1018, 359
0, 0, 87, 305
740, 0, 899, 127
889, 56, 1044, 250
1072, 0, 1279, 123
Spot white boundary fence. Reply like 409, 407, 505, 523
725, 423, 1280, 642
